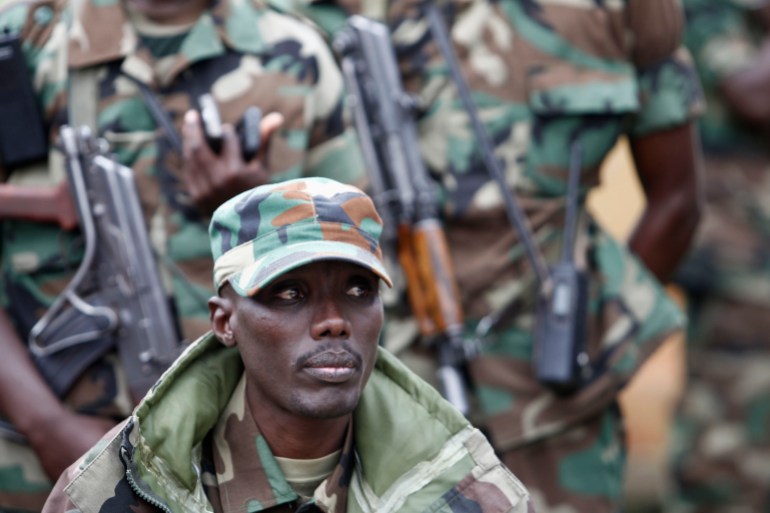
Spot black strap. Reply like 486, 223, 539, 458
561, 142, 582, 264
130, 78, 184, 156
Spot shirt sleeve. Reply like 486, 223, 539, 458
629, 46, 706, 137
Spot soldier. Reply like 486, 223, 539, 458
668, 0, 770, 510
0, 0, 364, 509
41, 177, 533, 513
278, 0, 704, 511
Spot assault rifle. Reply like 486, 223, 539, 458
334, 16, 474, 414
24, 126, 184, 403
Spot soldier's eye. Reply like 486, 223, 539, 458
346, 275, 377, 298
275, 286, 305, 301
263, 279, 306, 303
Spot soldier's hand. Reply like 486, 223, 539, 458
26, 409, 116, 480
181, 109, 284, 216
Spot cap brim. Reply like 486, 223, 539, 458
228, 240, 393, 297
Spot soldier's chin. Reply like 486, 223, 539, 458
290, 393, 360, 420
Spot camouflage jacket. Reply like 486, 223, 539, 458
275, 0, 703, 449
43, 334, 532, 513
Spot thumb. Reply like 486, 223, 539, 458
260, 112, 285, 141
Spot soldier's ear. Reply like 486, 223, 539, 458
209, 292, 235, 347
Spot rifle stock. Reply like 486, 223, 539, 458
396, 224, 435, 336
412, 220, 470, 412
0, 182, 79, 230
411, 220, 463, 333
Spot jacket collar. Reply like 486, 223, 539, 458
67, 0, 269, 84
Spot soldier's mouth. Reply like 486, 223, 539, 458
302, 352, 358, 383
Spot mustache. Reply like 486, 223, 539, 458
296, 342, 363, 369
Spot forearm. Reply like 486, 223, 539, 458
628, 193, 701, 282
0, 308, 65, 436
628, 122, 704, 282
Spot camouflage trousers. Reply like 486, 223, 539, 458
0, 437, 51, 513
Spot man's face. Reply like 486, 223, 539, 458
223, 260, 383, 423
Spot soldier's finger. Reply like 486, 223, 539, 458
220, 123, 242, 168
257, 112, 285, 160
181, 110, 212, 195
182, 110, 206, 162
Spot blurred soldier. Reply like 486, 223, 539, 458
668, 0, 770, 510
0, 0, 363, 509
278, 0, 704, 511
42, 177, 533, 513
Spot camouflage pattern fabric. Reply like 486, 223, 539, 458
0, 0, 363, 509
42, 332, 533, 513
209, 177, 392, 296
667, 0, 770, 510
274, 0, 704, 511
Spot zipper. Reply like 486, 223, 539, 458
119, 421, 175, 513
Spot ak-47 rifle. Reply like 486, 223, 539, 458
23, 126, 184, 403
334, 16, 474, 414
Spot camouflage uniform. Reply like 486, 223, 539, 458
42, 176, 533, 513
667, 0, 770, 510
0, 0, 363, 509
275, 1, 704, 511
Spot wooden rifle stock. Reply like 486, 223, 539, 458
411, 219, 464, 335
0, 182, 78, 231
410, 219, 470, 414
397, 223, 436, 336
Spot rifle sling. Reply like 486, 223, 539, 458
130, 78, 184, 156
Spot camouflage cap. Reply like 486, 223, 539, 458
209, 177, 393, 296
